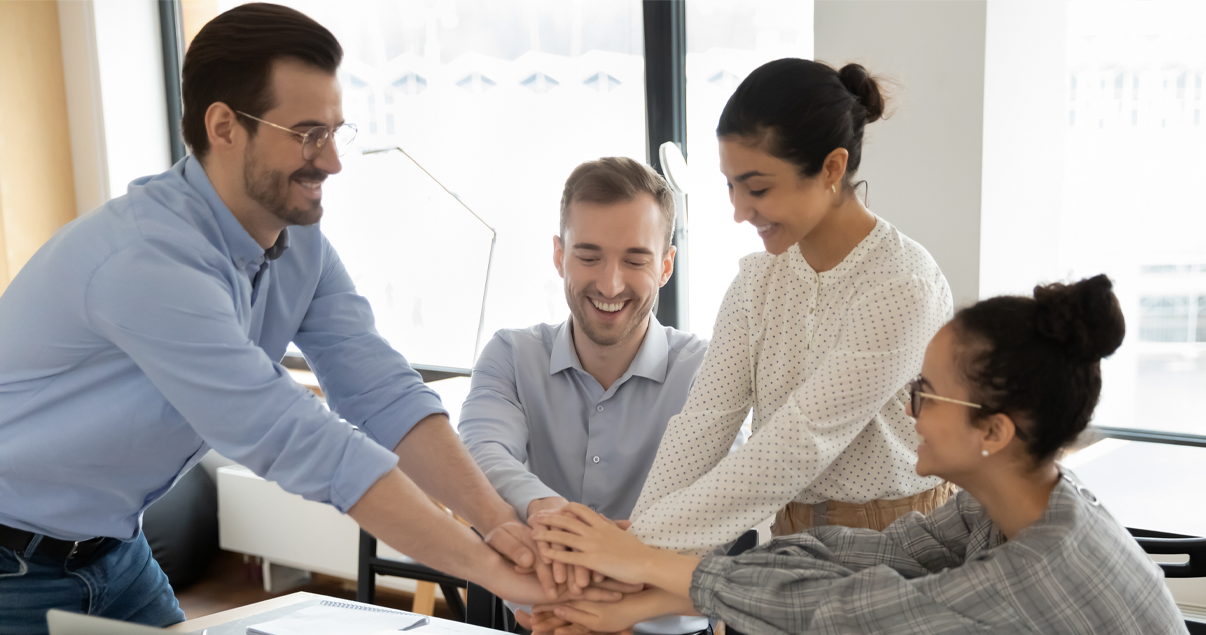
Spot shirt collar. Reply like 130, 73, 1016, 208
183, 155, 290, 266
548, 313, 670, 384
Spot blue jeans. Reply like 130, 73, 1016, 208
0, 532, 184, 635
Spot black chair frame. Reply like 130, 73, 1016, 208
357, 530, 511, 630
1129, 527, 1206, 634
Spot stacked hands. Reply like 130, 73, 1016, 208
484, 500, 700, 635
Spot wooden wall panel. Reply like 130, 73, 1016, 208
0, 0, 79, 293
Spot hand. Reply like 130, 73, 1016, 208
530, 503, 657, 585
515, 609, 634, 635
534, 588, 685, 634
483, 519, 557, 600
527, 497, 572, 587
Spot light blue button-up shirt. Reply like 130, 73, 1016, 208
0, 156, 445, 541
459, 318, 708, 634
459, 317, 707, 522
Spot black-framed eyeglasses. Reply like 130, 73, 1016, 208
235, 111, 357, 161
908, 377, 982, 417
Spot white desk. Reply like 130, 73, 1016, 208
168, 592, 498, 635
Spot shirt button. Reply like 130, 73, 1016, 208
588, 505, 597, 511
596, 405, 604, 412
592, 456, 600, 463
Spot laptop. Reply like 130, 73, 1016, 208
46, 610, 169, 634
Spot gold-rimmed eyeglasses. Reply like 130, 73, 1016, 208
908, 377, 981, 417
235, 111, 357, 161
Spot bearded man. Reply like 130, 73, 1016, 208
458, 157, 710, 635
0, 5, 554, 633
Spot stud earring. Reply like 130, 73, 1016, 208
981, 450, 989, 457
831, 184, 837, 194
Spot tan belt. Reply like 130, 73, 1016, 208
772, 482, 958, 536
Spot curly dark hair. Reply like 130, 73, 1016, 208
952, 274, 1126, 464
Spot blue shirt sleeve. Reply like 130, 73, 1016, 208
459, 333, 561, 521
84, 238, 399, 513
292, 235, 447, 453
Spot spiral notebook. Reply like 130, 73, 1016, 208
246, 600, 430, 635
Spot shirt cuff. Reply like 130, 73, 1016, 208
329, 429, 401, 513
689, 555, 732, 618
506, 480, 564, 522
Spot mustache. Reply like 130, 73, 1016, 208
290, 167, 328, 182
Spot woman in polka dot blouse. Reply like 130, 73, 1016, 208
628, 58, 956, 555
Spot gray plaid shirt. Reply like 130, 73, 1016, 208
690, 472, 1186, 634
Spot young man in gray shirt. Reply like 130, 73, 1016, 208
459, 158, 709, 634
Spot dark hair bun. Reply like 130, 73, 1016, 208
1033, 274, 1126, 361
838, 63, 885, 123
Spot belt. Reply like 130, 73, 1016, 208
0, 522, 110, 565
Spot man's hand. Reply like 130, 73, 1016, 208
533, 587, 696, 634
483, 519, 558, 600
514, 609, 633, 635
527, 496, 572, 587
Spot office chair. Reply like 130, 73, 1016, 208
1129, 528, 1206, 634
357, 529, 511, 630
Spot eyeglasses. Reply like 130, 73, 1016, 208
908, 377, 981, 417
235, 111, 357, 161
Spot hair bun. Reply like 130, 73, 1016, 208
1033, 274, 1126, 361
838, 63, 885, 123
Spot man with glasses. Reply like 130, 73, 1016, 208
0, 4, 553, 632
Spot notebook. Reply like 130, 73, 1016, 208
246, 600, 430, 635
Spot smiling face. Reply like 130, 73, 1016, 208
911, 324, 992, 481
554, 193, 674, 348
719, 136, 837, 256
240, 57, 344, 228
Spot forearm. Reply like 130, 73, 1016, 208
348, 467, 506, 586
393, 414, 518, 532
642, 551, 703, 599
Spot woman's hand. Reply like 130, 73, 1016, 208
514, 609, 633, 635
532, 587, 697, 633
530, 503, 658, 585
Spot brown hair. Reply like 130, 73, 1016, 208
181, 3, 342, 159
559, 157, 676, 252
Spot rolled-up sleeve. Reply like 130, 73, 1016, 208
86, 241, 399, 512
459, 333, 560, 521
292, 235, 447, 453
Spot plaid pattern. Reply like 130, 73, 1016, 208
691, 473, 1186, 634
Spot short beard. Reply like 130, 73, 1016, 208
242, 143, 324, 227
566, 287, 653, 348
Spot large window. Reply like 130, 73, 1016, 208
983, 0, 1206, 439
683, 0, 812, 340
181, 0, 647, 373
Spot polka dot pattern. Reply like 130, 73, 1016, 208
630, 217, 953, 554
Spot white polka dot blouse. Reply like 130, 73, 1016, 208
629, 216, 954, 554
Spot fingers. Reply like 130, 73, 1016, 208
531, 511, 593, 536
573, 586, 623, 603
553, 559, 568, 585
552, 604, 602, 630
592, 578, 644, 594
574, 564, 591, 592
614, 519, 632, 530
552, 624, 591, 635
533, 528, 588, 551
593, 570, 605, 584
537, 543, 590, 566
485, 523, 535, 569
514, 610, 534, 630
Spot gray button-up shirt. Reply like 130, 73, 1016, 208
690, 471, 1186, 635
459, 316, 707, 522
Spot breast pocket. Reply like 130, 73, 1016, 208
0, 547, 29, 579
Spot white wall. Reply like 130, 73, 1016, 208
814, 0, 987, 309
57, 0, 172, 215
